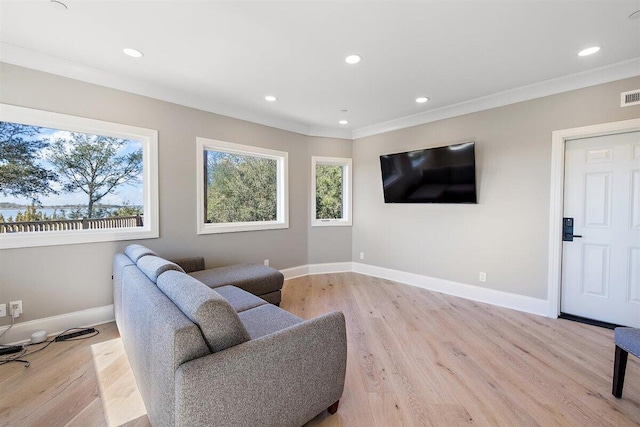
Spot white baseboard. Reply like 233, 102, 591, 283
281, 262, 354, 280
351, 263, 549, 316
282, 262, 549, 317
280, 265, 310, 280
1, 262, 548, 345
0, 305, 114, 345
308, 262, 353, 275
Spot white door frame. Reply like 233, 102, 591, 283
547, 117, 640, 318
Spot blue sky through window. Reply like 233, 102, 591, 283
0, 122, 143, 208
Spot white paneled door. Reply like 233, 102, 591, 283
561, 131, 640, 327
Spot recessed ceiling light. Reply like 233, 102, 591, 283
578, 46, 600, 57
339, 120, 349, 125
123, 48, 144, 58
345, 54, 361, 64
265, 95, 277, 102
49, 0, 68, 10
416, 97, 429, 103
629, 10, 640, 19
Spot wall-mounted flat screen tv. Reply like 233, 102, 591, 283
380, 142, 477, 204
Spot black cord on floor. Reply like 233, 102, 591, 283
0, 327, 100, 367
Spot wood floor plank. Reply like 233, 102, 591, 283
1, 273, 638, 426
294, 273, 640, 426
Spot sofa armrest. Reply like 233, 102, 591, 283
175, 311, 347, 427
170, 257, 205, 273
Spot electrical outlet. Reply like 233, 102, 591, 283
0, 303, 6, 318
479, 272, 487, 282
264, 259, 269, 266
10, 300, 22, 318
359, 252, 365, 260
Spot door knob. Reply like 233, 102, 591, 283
562, 218, 583, 241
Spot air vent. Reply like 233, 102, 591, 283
621, 89, 640, 107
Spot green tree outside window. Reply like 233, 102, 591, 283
315, 164, 343, 219
205, 151, 278, 223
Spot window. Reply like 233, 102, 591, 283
311, 156, 352, 226
0, 104, 159, 249
196, 137, 288, 234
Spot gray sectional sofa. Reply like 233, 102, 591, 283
113, 244, 347, 427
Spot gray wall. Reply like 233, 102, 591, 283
0, 63, 351, 325
352, 75, 640, 299
1, 61, 638, 326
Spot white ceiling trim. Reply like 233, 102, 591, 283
307, 125, 352, 139
0, 42, 352, 140
1, 42, 637, 142
352, 57, 640, 140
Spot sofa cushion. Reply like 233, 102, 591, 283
157, 271, 250, 353
238, 304, 303, 340
137, 255, 185, 283
124, 244, 158, 262
615, 327, 640, 356
258, 290, 281, 305
189, 263, 284, 296
214, 285, 267, 313
171, 257, 205, 273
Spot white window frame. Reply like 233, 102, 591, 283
0, 104, 159, 249
311, 156, 352, 227
196, 137, 289, 234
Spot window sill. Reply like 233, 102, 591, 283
311, 219, 352, 227
198, 221, 289, 234
0, 227, 159, 250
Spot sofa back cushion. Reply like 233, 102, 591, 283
136, 255, 185, 283
124, 244, 158, 262
120, 263, 210, 427
158, 271, 251, 353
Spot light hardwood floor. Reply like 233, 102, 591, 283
1, 272, 638, 426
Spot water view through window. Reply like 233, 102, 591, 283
0, 121, 144, 233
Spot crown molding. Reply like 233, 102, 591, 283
0, 42, 349, 139
2, 42, 638, 142
352, 57, 640, 140
307, 126, 352, 139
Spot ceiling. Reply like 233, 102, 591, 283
1, 0, 639, 139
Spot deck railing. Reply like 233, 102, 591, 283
0, 215, 143, 233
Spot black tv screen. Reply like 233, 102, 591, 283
380, 142, 477, 204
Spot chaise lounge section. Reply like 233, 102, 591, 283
176, 257, 284, 305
